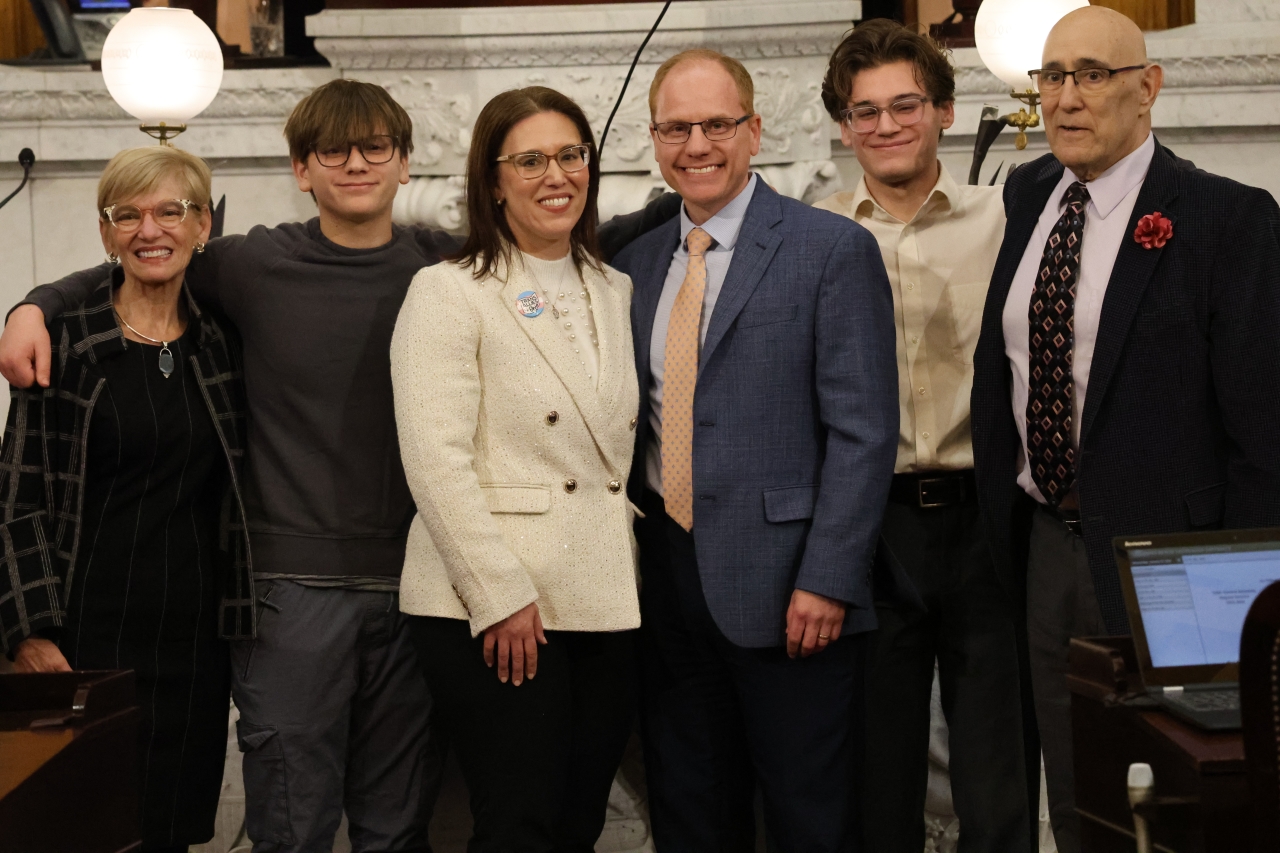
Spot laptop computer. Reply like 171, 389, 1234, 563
1113, 528, 1280, 731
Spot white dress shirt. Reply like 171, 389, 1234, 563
646, 173, 758, 495
1003, 132, 1156, 503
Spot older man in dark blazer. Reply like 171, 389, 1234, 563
971, 8, 1280, 853
612, 49, 897, 851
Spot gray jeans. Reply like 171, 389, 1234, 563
230, 580, 442, 853
1026, 506, 1106, 853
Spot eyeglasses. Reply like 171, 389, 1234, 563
651, 115, 754, 144
495, 144, 592, 180
313, 135, 398, 167
102, 199, 198, 232
1030, 65, 1147, 93
840, 96, 929, 135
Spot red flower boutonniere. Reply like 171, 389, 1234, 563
1134, 212, 1173, 249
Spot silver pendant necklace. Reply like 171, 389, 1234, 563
115, 311, 177, 378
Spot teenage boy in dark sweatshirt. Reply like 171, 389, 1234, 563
0, 79, 674, 853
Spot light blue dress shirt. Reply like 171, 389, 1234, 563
646, 173, 759, 495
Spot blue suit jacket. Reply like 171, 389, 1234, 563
613, 181, 898, 647
972, 143, 1280, 634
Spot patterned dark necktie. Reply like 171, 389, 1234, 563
1027, 181, 1089, 506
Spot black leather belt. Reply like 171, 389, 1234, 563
1041, 502, 1084, 537
887, 470, 975, 509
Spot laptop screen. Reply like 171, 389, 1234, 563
1128, 541, 1280, 668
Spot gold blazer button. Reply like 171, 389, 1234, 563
564, 479, 577, 493
629, 417, 638, 430
608, 480, 622, 494
546, 411, 559, 425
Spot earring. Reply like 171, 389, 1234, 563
195, 242, 206, 254
106, 252, 119, 264
496, 198, 505, 207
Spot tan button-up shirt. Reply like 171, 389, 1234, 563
814, 163, 1005, 474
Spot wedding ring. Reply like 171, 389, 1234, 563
818, 634, 830, 640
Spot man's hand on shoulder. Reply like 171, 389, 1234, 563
0, 305, 51, 388
785, 589, 847, 659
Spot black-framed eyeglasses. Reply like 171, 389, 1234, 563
313, 135, 398, 167
495, 144, 592, 180
102, 198, 199, 232
840, 96, 929, 135
1029, 65, 1147, 93
651, 115, 754, 144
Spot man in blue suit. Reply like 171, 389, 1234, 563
611, 49, 898, 851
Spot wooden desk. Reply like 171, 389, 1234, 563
0, 671, 141, 853
1070, 637, 1248, 853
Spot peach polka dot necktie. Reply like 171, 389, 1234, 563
662, 226, 713, 532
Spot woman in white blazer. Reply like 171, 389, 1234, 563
390, 87, 641, 852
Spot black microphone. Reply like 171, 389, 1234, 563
0, 148, 35, 211
599, 0, 672, 158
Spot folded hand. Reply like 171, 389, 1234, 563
482, 602, 547, 686
785, 589, 846, 659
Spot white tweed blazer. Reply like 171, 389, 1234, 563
391, 253, 642, 636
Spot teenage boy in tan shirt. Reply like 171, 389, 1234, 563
815, 20, 1033, 852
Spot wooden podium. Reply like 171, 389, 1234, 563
0, 670, 141, 853
1069, 637, 1248, 853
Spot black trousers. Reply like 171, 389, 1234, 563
1025, 504, 1106, 853
635, 490, 865, 853
864, 488, 1031, 853
409, 616, 637, 853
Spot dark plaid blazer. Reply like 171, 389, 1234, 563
972, 142, 1280, 634
0, 272, 255, 656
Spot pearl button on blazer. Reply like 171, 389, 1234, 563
391, 254, 641, 636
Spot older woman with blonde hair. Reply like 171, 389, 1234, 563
0, 146, 251, 853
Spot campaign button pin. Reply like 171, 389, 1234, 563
516, 290, 544, 318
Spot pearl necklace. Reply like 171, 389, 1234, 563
523, 254, 599, 383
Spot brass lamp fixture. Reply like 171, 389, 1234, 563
1003, 89, 1040, 152
974, 0, 1089, 151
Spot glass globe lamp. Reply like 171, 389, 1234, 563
974, 0, 1089, 149
100, 7, 224, 145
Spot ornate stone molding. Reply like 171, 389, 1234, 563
1158, 53, 1280, 87
755, 68, 828, 157
524, 70, 655, 166
754, 159, 841, 205
369, 75, 472, 167
952, 53, 1280, 97
0, 85, 317, 122
392, 174, 467, 231
315, 23, 847, 71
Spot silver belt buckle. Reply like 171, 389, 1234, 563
917, 477, 950, 509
